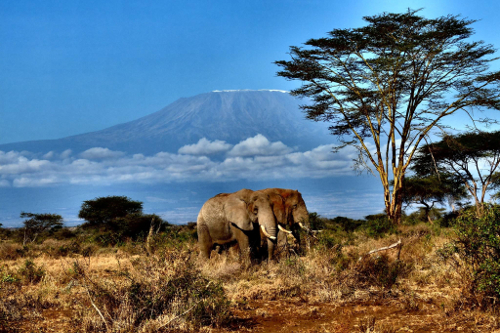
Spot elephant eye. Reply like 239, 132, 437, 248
253, 207, 258, 213
293, 204, 298, 208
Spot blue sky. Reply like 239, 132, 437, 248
2, 0, 499, 144
1, 0, 500, 226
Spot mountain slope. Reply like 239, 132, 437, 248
0, 90, 333, 154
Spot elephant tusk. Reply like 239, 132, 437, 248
278, 225, 293, 234
299, 222, 310, 232
260, 225, 277, 240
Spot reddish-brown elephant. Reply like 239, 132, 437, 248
255, 188, 310, 261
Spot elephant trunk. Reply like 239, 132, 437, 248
295, 205, 310, 229
265, 224, 277, 261
258, 208, 278, 261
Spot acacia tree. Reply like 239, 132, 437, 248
276, 10, 500, 224
21, 212, 63, 244
413, 131, 500, 217
78, 196, 143, 227
402, 173, 467, 223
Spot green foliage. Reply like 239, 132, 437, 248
112, 213, 169, 240
492, 172, 500, 202
413, 131, 500, 217
309, 212, 363, 233
276, 9, 500, 225
357, 255, 411, 289
0, 265, 19, 285
77, 195, 170, 244
362, 214, 397, 238
405, 207, 446, 225
17, 259, 44, 284
78, 195, 143, 227
316, 230, 342, 250
402, 173, 468, 223
450, 204, 500, 307
330, 216, 363, 232
308, 212, 325, 230
21, 212, 63, 243
52, 227, 77, 240
439, 210, 461, 228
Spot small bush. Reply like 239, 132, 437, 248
0, 243, 24, 261
449, 204, 500, 308
73, 249, 231, 331
356, 254, 411, 289
17, 259, 44, 284
314, 231, 351, 271
0, 282, 24, 332
362, 214, 397, 239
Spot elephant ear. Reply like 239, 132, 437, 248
269, 194, 287, 225
246, 195, 258, 217
224, 196, 253, 231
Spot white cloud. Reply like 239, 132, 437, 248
178, 138, 233, 155
0, 135, 363, 187
43, 151, 55, 159
227, 134, 293, 157
60, 149, 72, 159
80, 147, 125, 160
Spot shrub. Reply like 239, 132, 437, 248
362, 214, 397, 239
73, 249, 231, 331
449, 204, 500, 308
0, 243, 24, 261
18, 259, 44, 284
355, 254, 411, 289
331, 216, 363, 232
314, 231, 351, 272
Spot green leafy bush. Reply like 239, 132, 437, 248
450, 204, 500, 307
18, 259, 44, 284
362, 214, 397, 239
356, 254, 411, 289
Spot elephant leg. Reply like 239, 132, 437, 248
197, 218, 212, 259
233, 227, 251, 267
267, 238, 276, 262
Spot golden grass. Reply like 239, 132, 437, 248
1, 224, 499, 332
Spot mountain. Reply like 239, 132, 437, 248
0, 90, 333, 155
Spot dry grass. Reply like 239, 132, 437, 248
1, 224, 500, 332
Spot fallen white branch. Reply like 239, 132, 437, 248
85, 284, 110, 332
358, 239, 402, 262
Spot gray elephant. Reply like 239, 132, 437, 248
196, 189, 277, 264
255, 188, 311, 260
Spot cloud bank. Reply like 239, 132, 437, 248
0, 135, 366, 188
178, 138, 232, 155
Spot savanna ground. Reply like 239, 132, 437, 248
1, 215, 500, 333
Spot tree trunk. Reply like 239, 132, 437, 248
388, 175, 404, 225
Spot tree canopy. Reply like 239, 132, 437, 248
21, 212, 63, 244
78, 196, 143, 226
402, 173, 467, 223
412, 130, 500, 217
276, 9, 500, 224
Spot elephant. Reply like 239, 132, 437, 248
255, 188, 311, 260
196, 189, 277, 264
